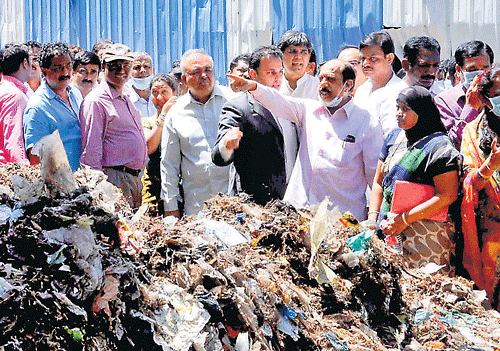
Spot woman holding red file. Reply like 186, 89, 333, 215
461, 65, 500, 309
367, 86, 460, 274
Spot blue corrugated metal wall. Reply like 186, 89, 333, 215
23, 0, 382, 84
272, 0, 383, 64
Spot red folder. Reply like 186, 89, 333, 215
390, 180, 448, 222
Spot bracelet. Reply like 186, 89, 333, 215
402, 212, 410, 226
155, 118, 164, 127
485, 163, 492, 171
368, 210, 379, 216
477, 168, 490, 180
159, 113, 166, 121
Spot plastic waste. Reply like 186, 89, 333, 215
277, 306, 299, 341
0, 277, 15, 299
64, 327, 85, 342
413, 309, 432, 324
203, 220, 250, 247
347, 229, 375, 252
417, 262, 446, 274
325, 332, 350, 351
31, 130, 77, 194
0, 205, 22, 225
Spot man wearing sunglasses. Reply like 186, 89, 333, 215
80, 43, 148, 208
23, 42, 83, 171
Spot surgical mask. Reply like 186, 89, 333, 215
321, 83, 346, 109
131, 75, 153, 90
489, 95, 500, 117
462, 70, 482, 89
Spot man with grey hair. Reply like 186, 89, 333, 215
160, 49, 234, 217
129, 51, 156, 117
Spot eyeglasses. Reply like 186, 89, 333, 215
106, 62, 131, 71
186, 67, 213, 76
49, 62, 72, 73
284, 48, 310, 56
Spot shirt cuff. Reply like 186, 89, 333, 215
219, 140, 234, 162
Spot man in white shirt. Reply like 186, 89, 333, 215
354, 31, 402, 136
277, 30, 319, 100
379, 36, 443, 135
229, 59, 383, 220
338, 45, 366, 96
129, 52, 156, 117
160, 49, 234, 217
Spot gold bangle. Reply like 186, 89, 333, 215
477, 168, 490, 180
368, 210, 379, 216
402, 212, 409, 226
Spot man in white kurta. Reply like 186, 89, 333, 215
229, 59, 383, 220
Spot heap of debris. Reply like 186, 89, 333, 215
0, 163, 499, 351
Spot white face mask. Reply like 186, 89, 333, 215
321, 82, 347, 109
489, 95, 500, 117
462, 70, 482, 89
131, 75, 153, 90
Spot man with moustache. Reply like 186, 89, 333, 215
354, 31, 402, 136
434, 40, 494, 149
23, 42, 83, 171
376, 36, 443, 135
229, 59, 383, 220
160, 49, 234, 218
277, 30, 319, 99
24, 40, 42, 96
213, 46, 298, 205
129, 52, 156, 117
71, 50, 100, 99
80, 43, 148, 208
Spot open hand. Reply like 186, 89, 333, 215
227, 74, 257, 92
466, 75, 483, 111
486, 138, 500, 171
161, 96, 177, 115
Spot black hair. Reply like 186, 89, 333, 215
0, 43, 30, 75
359, 31, 394, 55
340, 61, 356, 84
170, 60, 182, 81
277, 30, 312, 53
309, 48, 317, 75
249, 45, 282, 72
150, 73, 177, 93
229, 53, 250, 72
38, 42, 72, 69
73, 50, 100, 70
477, 65, 500, 155
403, 36, 440, 66
24, 40, 42, 50
454, 40, 494, 68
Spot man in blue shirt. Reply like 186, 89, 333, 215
23, 42, 83, 171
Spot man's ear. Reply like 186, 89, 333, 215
22, 58, 30, 70
249, 69, 258, 81
455, 64, 462, 75
385, 52, 395, 65
346, 79, 355, 93
401, 58, 411, 72
181, 74, 187, 85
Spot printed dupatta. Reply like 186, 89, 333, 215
380, 132, 449, 220
461, 117, 500, 299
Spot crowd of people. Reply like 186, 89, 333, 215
0, 30, 499, 309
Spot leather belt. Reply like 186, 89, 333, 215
104, 165, 141, 177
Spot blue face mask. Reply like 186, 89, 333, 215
489, 95, 500, 117
443, 79, 453, 89
462, 70, 483, 89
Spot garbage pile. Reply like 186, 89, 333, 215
0, 163, 499, 351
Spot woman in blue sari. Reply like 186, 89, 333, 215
367, 86, 460, 273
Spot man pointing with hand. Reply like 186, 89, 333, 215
212, 46, 298, 205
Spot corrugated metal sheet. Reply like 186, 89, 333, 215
384, 0, 500, 62
15, 0, 384, 83
272, 0, 384, 64
1, 0, 25, 46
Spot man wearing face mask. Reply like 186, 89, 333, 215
129, 52, 156, 117
434, 41, 494, 150
228, 59, 383, 220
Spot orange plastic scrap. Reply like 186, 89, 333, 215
423, 341, 445, 350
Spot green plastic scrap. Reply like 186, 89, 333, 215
64, 326, 85, 342
347, 230, 375, 252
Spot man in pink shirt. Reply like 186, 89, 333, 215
79, 43, 148, 208
0, 43, 32, 164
